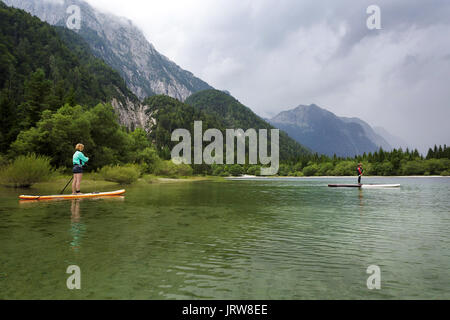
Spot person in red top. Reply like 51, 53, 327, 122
357, 163, 364, 184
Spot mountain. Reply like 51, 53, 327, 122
185, 90, 310, 160
268, 104, 381, 157
0, 1, 146, 151
374, 126, 410, 150
340, 117, 392, 151
4, 0, 213, 101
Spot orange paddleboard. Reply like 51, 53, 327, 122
19, 189, 126, 200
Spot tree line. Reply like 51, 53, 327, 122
274, 146, 449, 176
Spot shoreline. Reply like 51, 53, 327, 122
226, 175, 449, 179
2, 174, 447, 191
1, 175, 224, 192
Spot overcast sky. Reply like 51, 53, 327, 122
84, 0, 450, 152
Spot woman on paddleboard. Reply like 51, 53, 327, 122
72, 144, 89, 194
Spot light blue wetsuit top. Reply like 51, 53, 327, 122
73, 151, 89, 166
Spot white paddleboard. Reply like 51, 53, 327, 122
360, 184, 400, 188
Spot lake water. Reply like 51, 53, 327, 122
0, 177, 449, 299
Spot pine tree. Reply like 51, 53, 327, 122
23, 68, 52, 125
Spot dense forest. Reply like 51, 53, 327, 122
273, 146, 450, 177
10, 103, 154, 169
0, 2, 136, 152
144, 95, 223, 155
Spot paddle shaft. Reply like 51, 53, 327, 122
60, 176, 73, 194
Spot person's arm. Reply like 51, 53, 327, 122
79, 152, 89, 164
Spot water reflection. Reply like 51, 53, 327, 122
358, 189, 364, 215
70, 200, 85, 252
68, 196, 124, 251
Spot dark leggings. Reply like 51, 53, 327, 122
358, 175, 361, 184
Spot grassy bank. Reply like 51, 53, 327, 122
27, 174, 226, 194
138, 174, 225, 184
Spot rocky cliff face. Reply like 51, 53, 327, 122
4, 0, 213, 101
110, 96, 148, 131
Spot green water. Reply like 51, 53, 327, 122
0, 177, 449, 299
